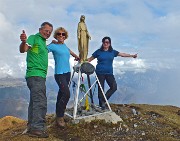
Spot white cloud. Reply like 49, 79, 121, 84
113, 59, 148, 74
0, 0, 180, 78
0, 64, 13, 76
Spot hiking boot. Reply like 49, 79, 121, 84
56, 117, 65, 128
101, 102, 107, 110
28, 130, 49, 138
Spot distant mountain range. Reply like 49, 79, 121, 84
0, 76, 58, 119
0, 69, 179, 119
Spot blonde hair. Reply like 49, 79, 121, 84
53, 27, 68, 39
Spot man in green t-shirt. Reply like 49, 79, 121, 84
19, 22, 53, 138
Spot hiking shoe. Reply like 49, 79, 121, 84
56, 117, 65, 128
101, 103, 110, 111
28, 130, 49, 138
101, 102, 106, 110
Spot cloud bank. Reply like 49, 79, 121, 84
0, 0, 180, 76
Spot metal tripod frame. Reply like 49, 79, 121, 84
66, 63, 112, 120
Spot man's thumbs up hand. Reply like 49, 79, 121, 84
20, 30, 27, 43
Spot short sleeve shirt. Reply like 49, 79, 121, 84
47, 43, 70, 74
26, 33, 48, 78
92, 49, 119, 74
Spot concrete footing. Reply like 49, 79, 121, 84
71, 111, 123, 124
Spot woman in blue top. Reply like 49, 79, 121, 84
88, 36, 137, 109
48, 27, 79, 127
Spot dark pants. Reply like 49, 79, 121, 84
54, 72, 71, 117
97, 74, 117, 107
26, 76, 47, 131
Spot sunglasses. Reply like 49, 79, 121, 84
56, 32, 66, 36
103, 41, 110, 44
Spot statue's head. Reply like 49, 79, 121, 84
80, 15, 85, 22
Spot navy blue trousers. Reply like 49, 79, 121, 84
54, 72, 71, 117
97, 74, 117, 107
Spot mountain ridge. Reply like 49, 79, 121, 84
0, 104, 180, 141
0, 70, 180, 120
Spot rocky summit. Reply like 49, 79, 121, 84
0, 104, 180, 141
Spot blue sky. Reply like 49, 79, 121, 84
0, 0, 180, 77
0, 0, 180, 107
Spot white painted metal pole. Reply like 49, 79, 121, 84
95, 73, 112, 111
73, 69, 81, 119
68, 70, 75, 87
78, 80, 97, 104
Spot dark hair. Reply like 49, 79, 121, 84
40, 22, 53, 29
100, 36, 113, 51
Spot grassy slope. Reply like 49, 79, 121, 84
0, 104, 180, 141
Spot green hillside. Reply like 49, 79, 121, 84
0, 104, 180, 141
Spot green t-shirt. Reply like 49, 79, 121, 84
26, 33, 48, 78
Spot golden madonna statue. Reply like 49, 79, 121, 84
77, 15, 91, 62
